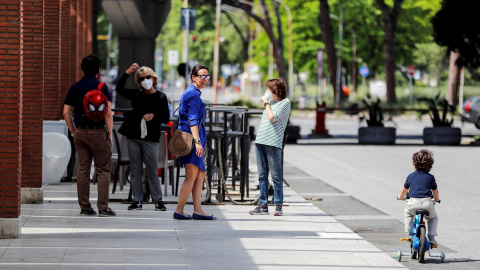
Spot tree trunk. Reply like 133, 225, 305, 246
375, 0, 403, 104
239, 0, 288, 95
446, 49, 460, 107
259, 0, 288, 89
224, 13, 249, 61
352, 30, 357, 94
318, 0, 337, 101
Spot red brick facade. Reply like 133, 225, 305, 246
22, 0, 44, 188
0, 0, 92, 219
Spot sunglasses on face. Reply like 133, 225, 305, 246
196, 75, 210, 80
139, 75, 152, 81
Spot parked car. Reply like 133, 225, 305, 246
461, 96, 480, 129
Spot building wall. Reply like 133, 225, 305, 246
0, 0, 92, 234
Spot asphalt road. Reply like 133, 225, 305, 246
164, 86, 480, 269
277, 114, 480, 269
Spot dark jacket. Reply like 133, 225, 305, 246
116, 72, 170, 142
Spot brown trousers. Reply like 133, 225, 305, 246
74, 128, 112, 211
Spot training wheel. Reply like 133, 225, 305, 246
397, 249, 402, 262
440, 251, 445, 263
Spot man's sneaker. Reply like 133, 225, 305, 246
249, 205, 268, 215
128, 201, 142, 210
274, 206, 283, 216
79, 208, 96, 216
98, 208, 116, 217
155, 200, 167, 211
429, 236, 438, 246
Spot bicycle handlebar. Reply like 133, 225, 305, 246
396, 196, 441, 204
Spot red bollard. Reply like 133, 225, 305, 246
308, 101, 330, 138
315, 102, 327, 134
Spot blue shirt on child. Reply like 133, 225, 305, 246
404, 170, 437, 198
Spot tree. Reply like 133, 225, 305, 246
432, 0, 480, 106
375, 0, 404, 104
318, 0, 338, 103
234, 0, 289, 94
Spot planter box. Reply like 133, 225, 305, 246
358, 127, 396, 145
423, 127, 461, 145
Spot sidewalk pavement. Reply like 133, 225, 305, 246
0, 176, 406, 269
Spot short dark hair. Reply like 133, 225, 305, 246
81, 54, 101, 76
265, 77, 287, 100
190, 64, 209, 81
412, 149, 434, 172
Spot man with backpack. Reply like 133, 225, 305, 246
63, 54, 116, 217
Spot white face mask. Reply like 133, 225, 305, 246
141, 78, 153, 90
264, 90, 273, 101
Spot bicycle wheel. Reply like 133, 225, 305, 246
418, 227, 426, 263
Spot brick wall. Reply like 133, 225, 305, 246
21, 0, 44, 188
0, 0, 92, 220
0, 0, 24, 218
43, 0, 61, 120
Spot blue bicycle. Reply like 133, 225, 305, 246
396, 197, 445, 263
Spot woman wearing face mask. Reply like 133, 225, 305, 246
249, 77, 291, 216
173, 64, 216, 220
116, 63, 170, 211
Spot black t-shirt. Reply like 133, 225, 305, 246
64, 75, 112, 127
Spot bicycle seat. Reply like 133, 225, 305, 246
416, 209, 429, 215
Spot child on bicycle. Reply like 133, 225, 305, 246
398, 149, 440, 245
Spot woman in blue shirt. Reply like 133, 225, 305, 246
174, 65, 215, 220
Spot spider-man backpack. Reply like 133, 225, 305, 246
83, 82, 108, 121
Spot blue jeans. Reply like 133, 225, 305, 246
255, 143, 283, 206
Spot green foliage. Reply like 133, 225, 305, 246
347, 94, 387, 127
412, 43, 447, 75
96, 10, 118, 69
157, 2, 248, 78
417, 93, 456, 127
432, 0, 480, 69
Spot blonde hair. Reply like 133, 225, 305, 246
135, 66, 158, 88
412, 149, 434, 172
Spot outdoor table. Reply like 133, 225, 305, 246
206, 107, 248, 202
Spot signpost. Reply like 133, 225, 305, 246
359, 66, 369, 96
181, 8, 196, 84
168, 50, 179, 90
407, 65, 415, 110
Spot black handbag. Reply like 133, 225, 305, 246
118, 110, 136, 137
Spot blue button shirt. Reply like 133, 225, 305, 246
177, 84, 206, 171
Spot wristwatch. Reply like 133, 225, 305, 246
194, 138, 201, 144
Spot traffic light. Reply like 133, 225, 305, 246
192, 35, 197, 42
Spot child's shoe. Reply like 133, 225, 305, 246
249, 205, 268, 215
429, 236, 438, 246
